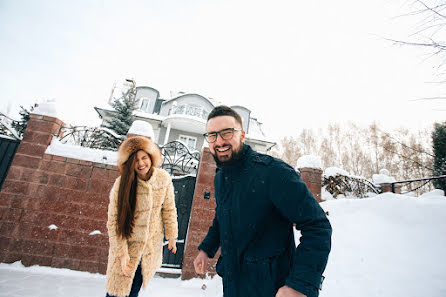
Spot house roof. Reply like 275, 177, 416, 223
136, 86, 160, 98
94, 106, 165, 122
161, 93, 219, 108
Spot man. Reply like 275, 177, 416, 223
193, 106, 332, 297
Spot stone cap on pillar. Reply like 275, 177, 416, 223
32, 100, 58, 119
295, 155, 322, 171
295, 155, 323, 202
372, 169, 401, 193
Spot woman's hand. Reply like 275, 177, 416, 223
120, 254, 134, 277
168, 239, 177, 254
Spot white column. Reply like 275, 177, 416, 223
164, 122, 171, 145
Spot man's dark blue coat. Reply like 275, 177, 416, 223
198, 145, 332, 297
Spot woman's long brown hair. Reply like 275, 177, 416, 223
117, 151, 138, 239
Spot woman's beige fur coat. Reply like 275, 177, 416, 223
105, 167, 178, 297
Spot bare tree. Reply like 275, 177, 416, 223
270, 136, 302, 168
390, 0, 446, 101
273, 122, 434, 187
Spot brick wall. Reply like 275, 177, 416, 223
0, 113, 118, 274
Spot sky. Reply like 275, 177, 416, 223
0, 0, 445, 142
1, 190, 446, 297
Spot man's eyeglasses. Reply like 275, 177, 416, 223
203, 128, 242, 143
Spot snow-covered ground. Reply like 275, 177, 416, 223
1, 191, 445, 297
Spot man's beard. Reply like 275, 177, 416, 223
212, 144, 243, 165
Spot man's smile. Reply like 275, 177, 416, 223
216, 146, 231, 152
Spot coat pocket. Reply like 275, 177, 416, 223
242, 258, 275, 297
243, 249, 291, 296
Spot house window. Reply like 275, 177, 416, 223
178, 135, 197, 151
140, 98, 151, 113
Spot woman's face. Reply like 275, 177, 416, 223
134, 150, 152, 180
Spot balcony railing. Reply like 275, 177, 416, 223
169, 104, 209, 120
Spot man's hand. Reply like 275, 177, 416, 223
193, 250, 209, 274
120, 254, 134, 277
276, 285, 306, 297
168, 239, 177, 254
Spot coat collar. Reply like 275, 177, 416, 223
137, 167, 161, 189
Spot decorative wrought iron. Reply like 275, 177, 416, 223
323, 174, 381, 198
391, 175, 446, 194
160, 141, 200, 176
58, 126, 123, 151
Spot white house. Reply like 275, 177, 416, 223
95, 85, 275, 153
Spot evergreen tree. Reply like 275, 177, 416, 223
103, 85, 138, 136
11, 104, 37, 137
432, 122, 446, 192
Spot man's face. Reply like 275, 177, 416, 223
206, 115, 245, 163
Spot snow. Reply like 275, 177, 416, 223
32, 100, 58, 118
320, 192, 446, 297
89, 230, 102, 236
0, 134, 18, 141
47, 225, 58, 230
128, 120, 155, 139
0, 262, 223, 297
0, 117, 21, 140
295, 155, 322, 170
97, 126, 123, 140
371, 168, 396, 184
45, 138, 118, 165
419, 189, 445, 199
1, 192, 446, 297
324, 166, 350, 177
133, 110, 166, 121
171, 174, 197, 180
372, 173, 396, 184
379, 168, 390, 175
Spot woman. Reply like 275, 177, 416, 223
105, 136, 178, 297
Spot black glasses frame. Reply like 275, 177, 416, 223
203, 128, 242, 143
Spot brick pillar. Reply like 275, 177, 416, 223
379, 183, 401, 194
0, 113, 63, 264
182, 147, 218, 280
17, 113, 63, 157
299, 167, 323, 202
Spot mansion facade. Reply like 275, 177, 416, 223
95, 85, 275, 153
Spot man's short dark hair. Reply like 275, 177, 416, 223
207, 105, 243, 128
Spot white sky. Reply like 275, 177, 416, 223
0, 0, 444, 142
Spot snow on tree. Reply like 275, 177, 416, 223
102, 80, 138, 137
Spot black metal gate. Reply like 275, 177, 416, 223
0, 136, 20, 189
160, 141, 200, 269
161, 175, 196, 268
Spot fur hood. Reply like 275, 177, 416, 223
117, 136, 162, 173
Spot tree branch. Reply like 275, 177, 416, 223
410, 96, 446, 101
415, 0, 446, 19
